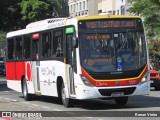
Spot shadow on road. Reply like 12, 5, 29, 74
24, 93, 160, 110
0, 83, 12, 91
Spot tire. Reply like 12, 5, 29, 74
154, 86, 160, 91
22, 78, 32, 101
115, 97, 128, 105
61, 83, 74, 108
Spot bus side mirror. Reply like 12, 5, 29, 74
72, 37, 78, 48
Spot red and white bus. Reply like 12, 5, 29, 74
6, 15, 150, 107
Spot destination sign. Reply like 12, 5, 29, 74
78, 19, 142, 29
86, 35, 110, 40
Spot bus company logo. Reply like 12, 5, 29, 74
41, 67, 53, 75
25, 62, 32, 81
129, 80, 136, 85
48, 21, 64, 29
96, 82, 108, 87
115, 81, 120, 86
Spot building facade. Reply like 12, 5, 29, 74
68, 0, 133, 17
98, 0, 125, 15
68, 0, 89, 17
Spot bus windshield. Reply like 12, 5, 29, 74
79, 31, 147, 72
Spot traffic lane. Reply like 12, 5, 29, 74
0, 95, 160, 119
1, 76, 160, 111
0, 88, 160, 111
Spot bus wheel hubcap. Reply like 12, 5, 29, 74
23, 83, 27, 97
62, 88, 66, 103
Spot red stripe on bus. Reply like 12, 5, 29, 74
6, 62, 25, 81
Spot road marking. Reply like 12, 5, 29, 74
4, 98, 10, 100
53, 109, 62, 111
31, 104, 39, 107
11, 100, 18, 102
3, 91, 9, 92
35, 118, 41, 120
22, 102, 29, 104
42, 106, 50, 109
87, 117, 93, 119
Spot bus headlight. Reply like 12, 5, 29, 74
141, 77, 147, 83
140, 71, 149, 84
80, 75, 94, 87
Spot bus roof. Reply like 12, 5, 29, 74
7, 18, 67, 38
75, 15, 141, 20
6, 15, 141, 38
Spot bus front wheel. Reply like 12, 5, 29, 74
115, 97, 128, 105
61, 83, 74, 108
22, 78, 32, 101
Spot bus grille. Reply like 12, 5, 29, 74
98, 87, 136, 96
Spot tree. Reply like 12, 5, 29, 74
48, 0, 63, 17
0, 0, 22, 31
0, 0, 63, 31
128, 0, 160, 69
19, 0, 52, 23
128, 0, 160, 39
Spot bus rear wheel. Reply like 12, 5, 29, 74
22, 78, 32, 101
115, 97, 128, 105
61, 83, 74, 108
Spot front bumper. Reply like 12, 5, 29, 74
75, 81, 150, 99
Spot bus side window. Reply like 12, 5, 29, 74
15, 37, 23, 60
42, 32, 51, 58
23, 35, 31, 59
7, 38, 15, 60
52, 30, 63, 58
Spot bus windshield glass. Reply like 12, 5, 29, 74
79, 31, 147, 72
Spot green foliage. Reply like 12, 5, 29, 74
19, 0, 51, 22
0, 0, 63, 31
0, 0, 64, 57
0, 31, 6, 56
0, 0, 22, 31
128, 0, 160, 69
54, 0, 62, 16
0, 31, 6, 41
128, 0, 160, 40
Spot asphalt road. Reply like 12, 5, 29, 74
0, 77, 160, 120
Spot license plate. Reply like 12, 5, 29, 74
111, 92, 124, 97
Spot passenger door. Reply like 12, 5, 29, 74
66, 34, 76, 96
31, 33, 41, 94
